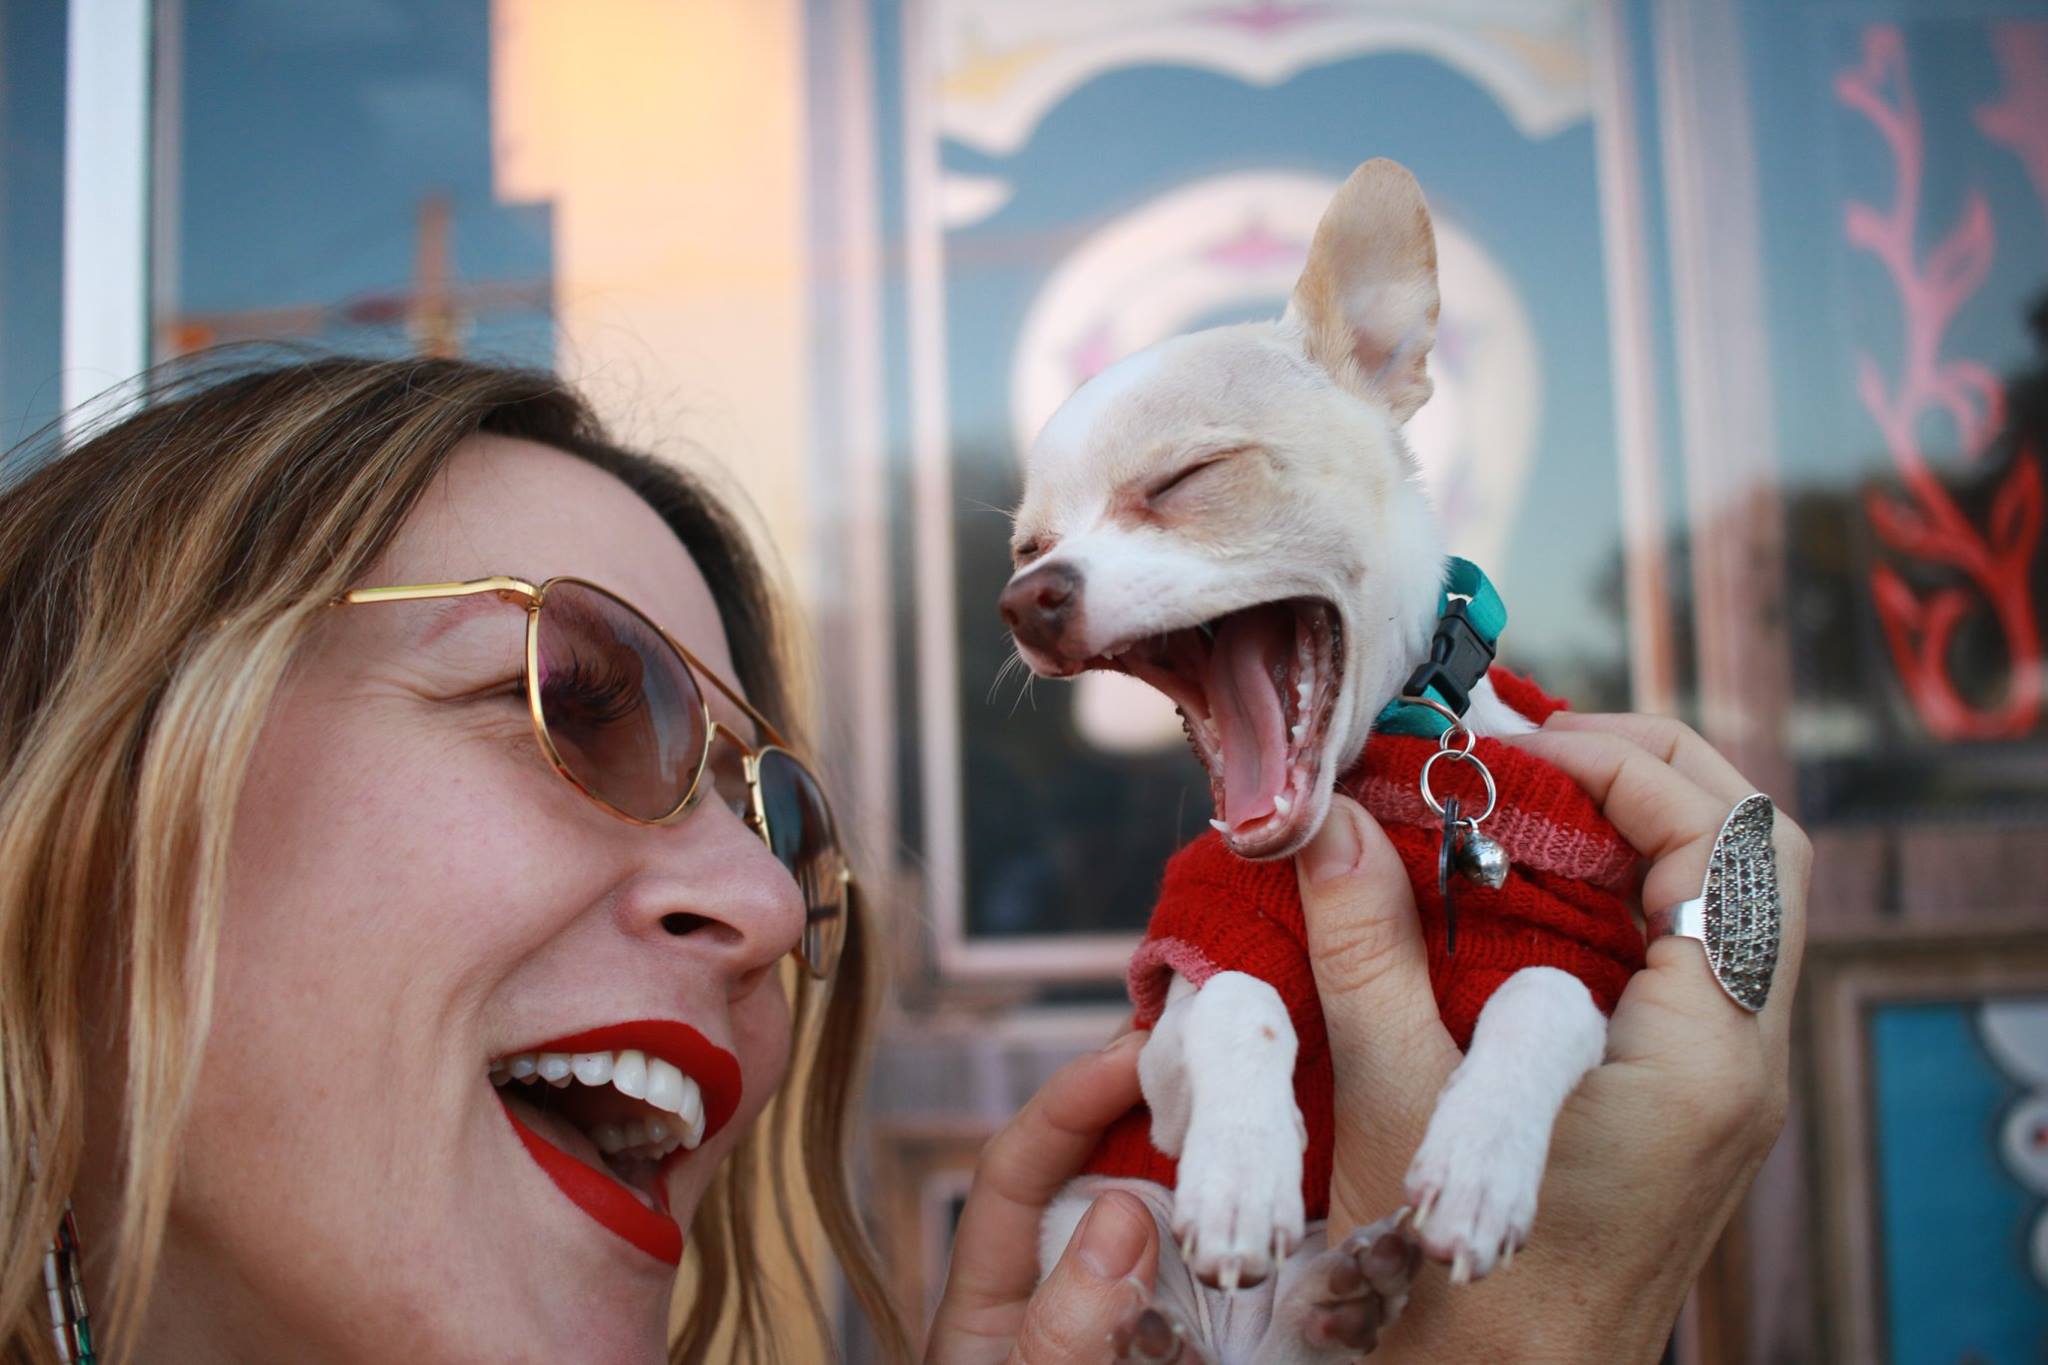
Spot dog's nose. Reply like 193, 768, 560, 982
999, 560, 1083, 656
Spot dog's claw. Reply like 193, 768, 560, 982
1451, 1249, 1472, 1285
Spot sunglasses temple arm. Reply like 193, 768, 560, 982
675, 639, 790, 750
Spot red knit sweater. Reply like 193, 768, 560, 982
1080, 670, 1645, 1219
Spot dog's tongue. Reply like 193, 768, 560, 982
1204, 609, 1291, 830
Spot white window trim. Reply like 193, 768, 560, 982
61, 0, 153, 435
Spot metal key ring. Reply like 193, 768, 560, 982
1419, 747, 1497, 824
1396, 693, 1476, 756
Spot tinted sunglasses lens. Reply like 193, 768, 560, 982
755, 748, 847, 977
533, 581, 707, 821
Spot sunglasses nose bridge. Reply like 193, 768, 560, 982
693, 719, 768, 835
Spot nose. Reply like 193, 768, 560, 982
1000, 560, 1083, 657
628, 805, 806, 1000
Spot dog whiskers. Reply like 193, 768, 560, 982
987, 646, 1029, 705
1008, 672, 1039, 719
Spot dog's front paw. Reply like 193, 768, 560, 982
1171, 1102, 1306, 1291
1404, 1078, 1545, 1283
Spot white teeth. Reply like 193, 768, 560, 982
645, 1058, 686, 1115
1291, 724, 1307, 741
488, 1045, 710, 1158
1273, 795, 1292, 815
676, 1075, 704, 1133
1209, 818, 1229, 833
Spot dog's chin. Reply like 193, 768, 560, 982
1079, 597, 1347, 863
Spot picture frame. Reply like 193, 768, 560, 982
1805, 930, 2048, 1364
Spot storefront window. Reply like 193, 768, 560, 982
0, 0, 66, 446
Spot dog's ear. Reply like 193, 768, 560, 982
1284, 159, 1439, 424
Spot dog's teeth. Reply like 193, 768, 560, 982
1273, 795, 1291, 816
1209, 819, 1229, 834
1291, 723, 1307, 741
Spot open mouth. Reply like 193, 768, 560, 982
490, 1020, 742, 1266
1091, 597, 1344, 859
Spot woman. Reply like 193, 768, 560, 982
0, 354, 909, 1362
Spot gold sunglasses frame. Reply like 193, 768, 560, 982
337, 575, 848, 979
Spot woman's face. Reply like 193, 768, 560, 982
148, 437, 804, 1362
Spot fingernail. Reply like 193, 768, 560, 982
1101, 1027, 1146, 1053
1077, 1193, 1149, 1280
1301, 796, 1365, 884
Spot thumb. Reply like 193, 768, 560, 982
1005, 1192, 1157, 1364
1296, 796, 1459, 1213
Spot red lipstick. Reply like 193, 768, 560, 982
496, 1019, 742, 1266
501, 1101, 683, 1265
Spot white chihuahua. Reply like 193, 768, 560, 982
1001, 161, 1613, 1362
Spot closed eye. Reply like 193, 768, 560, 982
1147, 450, 1239, 502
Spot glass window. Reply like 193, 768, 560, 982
0, 0, 66, 451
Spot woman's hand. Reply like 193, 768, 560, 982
1296, 711, 1810, 1361
925, 1031, 1160, 1363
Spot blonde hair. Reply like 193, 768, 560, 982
0, 353, 910, 1363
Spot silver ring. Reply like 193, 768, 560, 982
1419, 748, 1496, 823
1648, 793, 1782, 1013
1395, 693, 1475, 755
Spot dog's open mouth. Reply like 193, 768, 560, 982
1094, 598, 1343, 859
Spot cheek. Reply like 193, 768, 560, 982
188, 692, 570, 1202
222, 706, 538, 1010
728, 974, 796, 1125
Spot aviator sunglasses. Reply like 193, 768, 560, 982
338, 576, 848, 980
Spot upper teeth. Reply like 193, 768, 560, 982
489, 1048, 708, 1155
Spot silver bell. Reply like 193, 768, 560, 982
1454, 829, 1509, 889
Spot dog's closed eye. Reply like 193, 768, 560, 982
1011, 536, 1047, 566
1147, 448, 1246, 504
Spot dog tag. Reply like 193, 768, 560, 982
1437, 795, 1462, 956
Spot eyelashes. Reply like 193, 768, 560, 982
540, 656, 640, 724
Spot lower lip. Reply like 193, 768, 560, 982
498, 1095, 683, 1266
